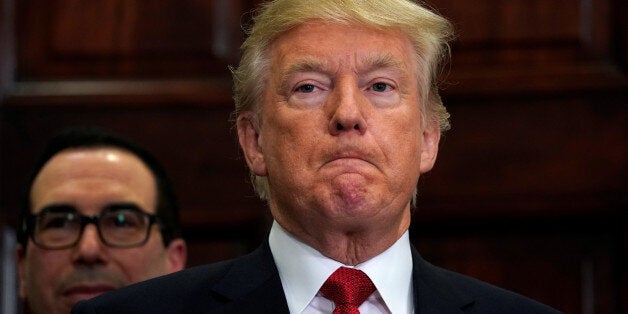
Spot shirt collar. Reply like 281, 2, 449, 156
269, 221, 414, 314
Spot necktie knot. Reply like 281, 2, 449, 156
320, 267, 375, 314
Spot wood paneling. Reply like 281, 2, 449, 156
419, 95, 627, 217
16, 0, 246, 79
431, 0, 627, 96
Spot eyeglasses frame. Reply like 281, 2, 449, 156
23, 207, 160, 250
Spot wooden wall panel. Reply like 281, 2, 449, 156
16, 0, 246, 79
418, 95, 627, 217
431, 0, 626, 96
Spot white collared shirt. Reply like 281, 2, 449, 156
268, 221, 414, 314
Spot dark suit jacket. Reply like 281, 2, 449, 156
71, 240, 561, 313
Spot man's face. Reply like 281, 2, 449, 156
17, 147, 186, 314
238, 22, 440, 240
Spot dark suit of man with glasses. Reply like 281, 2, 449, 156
16, 127, 187, 314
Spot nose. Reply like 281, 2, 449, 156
328, 78, 368, 136
72, 224, 107, 266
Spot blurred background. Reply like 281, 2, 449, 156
1, 0, 626, 313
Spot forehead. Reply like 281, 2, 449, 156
30, 147, 157, 214
270, 21, 417, 72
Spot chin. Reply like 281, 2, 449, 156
330, 179, 373, 207
327, 193, 380, 218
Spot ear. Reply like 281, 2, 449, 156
237, 112, 268, 176
16, 244, 27, 298
419, 121, 441, 174
165, 238, 187, 273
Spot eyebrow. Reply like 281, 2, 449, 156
278, 57, 330, 92
35, 202, 144, 215
361, 54, 406, 75
105, 203, 143, 212
285, 57, 328, 75
36, 204, 76, 214
359, 53, 413, 86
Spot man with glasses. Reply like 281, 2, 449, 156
16, 127, 187, 314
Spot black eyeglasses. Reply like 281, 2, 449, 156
24, 205, 160, 249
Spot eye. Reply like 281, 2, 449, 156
370, 82, 391, 92
40, 213, 74, 230
296, 84, 316, 93
103, 210, 144, 228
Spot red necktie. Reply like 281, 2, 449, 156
319, 267, 376, 314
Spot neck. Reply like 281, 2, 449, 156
280, 215, 410, 265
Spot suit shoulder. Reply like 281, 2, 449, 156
71, 259, 238, 314
419, 261, 562, 313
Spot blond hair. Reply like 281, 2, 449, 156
231, 0, 454, 202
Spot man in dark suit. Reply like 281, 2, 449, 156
73, 0, 561, 313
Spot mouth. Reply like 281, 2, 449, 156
62, 284, 117, 303
329, 156, 369, 164
329, 148, 367, 161
324, 152, 376, 172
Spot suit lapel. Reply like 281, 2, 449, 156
412, 246, 474, 314
208, 241, 290, 314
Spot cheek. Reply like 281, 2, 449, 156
22, 249, 67, 297
109, 251, 148, 282
378, 114, 423, 168
381, 108, 420, 139
25, 248, 67, 278
111, 242, 168, 282
263, 112, 322, 164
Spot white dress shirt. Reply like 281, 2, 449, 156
268, 221, 414, 314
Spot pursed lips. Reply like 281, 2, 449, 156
323, 150, 377, 171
